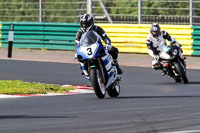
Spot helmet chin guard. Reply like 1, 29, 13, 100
80, 14, 94, 31
150, 23, 161, 37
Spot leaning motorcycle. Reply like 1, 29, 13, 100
154, 45, 188, 84
76, 31, 120, 99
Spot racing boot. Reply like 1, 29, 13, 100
114, 59, 123, 74
162, 71, 166, 76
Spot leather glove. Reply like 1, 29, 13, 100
171, 41, 182, 47
105, 44, 112, 51
175, 42, 182, 47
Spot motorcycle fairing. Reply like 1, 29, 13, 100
105, 66, 118, 88
77, 40, 105, 61
101, 54, 113, 71
101, 54, 118, 88
77, 42, 98, 59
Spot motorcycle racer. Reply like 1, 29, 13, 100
146, 23, 186, 70
75, 14, 123, 74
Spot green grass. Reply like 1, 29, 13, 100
0, 80, 75, 95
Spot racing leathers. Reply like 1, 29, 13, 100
75, 25, 123, 75
146, 31, 185, 69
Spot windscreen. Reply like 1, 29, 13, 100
80, 31, 98, 47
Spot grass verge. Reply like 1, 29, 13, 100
0, 80, 75, 95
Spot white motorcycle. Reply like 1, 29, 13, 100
155, 45, 188, 84
76, 31, 120, 99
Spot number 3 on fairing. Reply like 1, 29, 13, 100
87, 48, 92, 55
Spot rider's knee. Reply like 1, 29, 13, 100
109, 47, 118, 60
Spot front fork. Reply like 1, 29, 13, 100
97, 58, 106, 84
80, 62, 89, 76
79, 59, 106, 83
79, 62, 90, 81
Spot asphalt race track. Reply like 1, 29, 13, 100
0, 59, 200, 133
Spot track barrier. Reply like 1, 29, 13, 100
0, 22, 199, 56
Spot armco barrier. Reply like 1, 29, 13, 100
97, 24, 193, 56
192, 26, 200, 56
0, 22, 80, 50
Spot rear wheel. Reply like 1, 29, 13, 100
107, 81, 120, 97
90, 68, 106, 99
174, 62, 188, 84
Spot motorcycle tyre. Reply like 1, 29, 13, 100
174, 78, 182, 83
107, 81, 120, 97
90, 68, 106, 99
174, 62, 189, 84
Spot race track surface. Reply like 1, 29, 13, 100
0, 59, 200, 133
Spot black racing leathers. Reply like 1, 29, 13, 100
75, 25, 111, 47
75, 25, 118, 60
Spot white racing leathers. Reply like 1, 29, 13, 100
146, 31, 184, 68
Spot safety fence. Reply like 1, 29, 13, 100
0, 22, 80, 50
0, 22, 199, 56
0, 0, 200, 25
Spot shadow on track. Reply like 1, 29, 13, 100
153, 81, 200, 85
107, 95, 200, 99
187, 81, 200, 84
0, 115, 76, 119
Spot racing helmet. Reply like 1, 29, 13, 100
80, 14, 94, 31
150, 23, 161, 37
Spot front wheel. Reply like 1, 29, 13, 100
182, 73, 189, 84
174, 78, 182, 83
107, 81, 120, 97
174, 62, 189, 84
90, 68, 106, 99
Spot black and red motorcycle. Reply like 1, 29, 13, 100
154, 45, 188, 84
